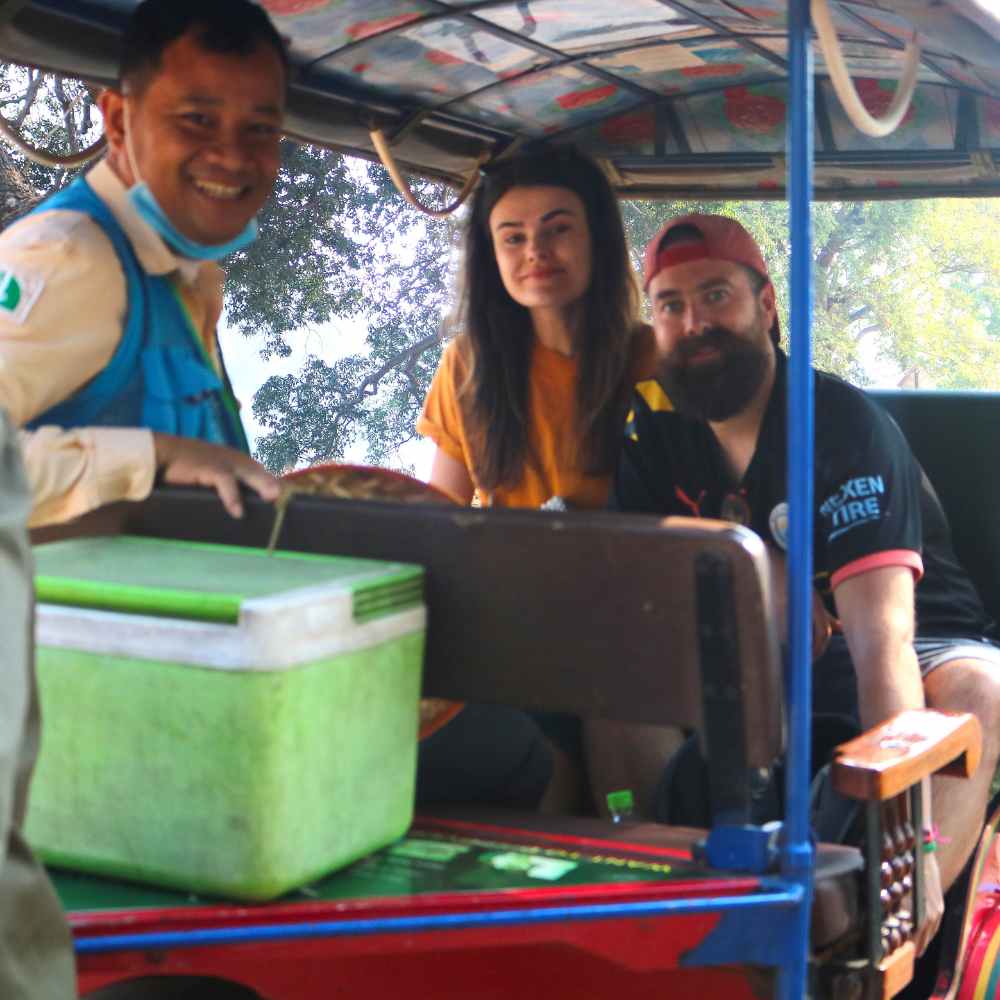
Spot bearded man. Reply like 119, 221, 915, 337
612, 213, 1000, 956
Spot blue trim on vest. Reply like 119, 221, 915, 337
25, 177, 247, 452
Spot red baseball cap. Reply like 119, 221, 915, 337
642, 213, 779, 341
642, 213, 772, 290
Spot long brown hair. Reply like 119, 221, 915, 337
452, 148, 641, 492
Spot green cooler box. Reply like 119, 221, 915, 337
26, 535, 426, 901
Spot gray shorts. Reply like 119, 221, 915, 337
814, 634, 1000, 726
913, 637, 1000, 676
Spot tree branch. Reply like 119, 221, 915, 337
853, 324, 880, 342
336, 331, 440, 412
53, 77, 79, 153
941, 264, 984, 276
80, 91, 94, 133
815, 203, 864, 271
404, 369, 422, 402
13, 70, 43, 129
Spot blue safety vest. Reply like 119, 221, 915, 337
25, 178, 248, 452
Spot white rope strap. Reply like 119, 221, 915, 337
812, 0, 922, 138
0, 112, 106, 168
370, 127, 487, 218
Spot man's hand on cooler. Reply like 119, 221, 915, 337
152, 433, 280, 518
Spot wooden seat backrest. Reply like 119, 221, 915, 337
113, 490, 784, 818
36, 389, 994, 846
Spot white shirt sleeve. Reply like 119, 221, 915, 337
0, 209, 156, 525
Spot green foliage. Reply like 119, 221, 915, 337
227, 144, 397, 359
0, 70, 98, 222
871, 199, 1000, 388
623, 198, 1000, 390
242, 145, 457, 472
2, 67, 997, 474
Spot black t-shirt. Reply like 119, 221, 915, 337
612, 351, 991, 639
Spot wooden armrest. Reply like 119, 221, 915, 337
832, 709, 982, 802
879, 941, 915, 1000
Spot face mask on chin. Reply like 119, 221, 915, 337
127, 182, 258, 261
122, 99, 260, 262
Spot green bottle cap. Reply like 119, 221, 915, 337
606, 789, 635, 816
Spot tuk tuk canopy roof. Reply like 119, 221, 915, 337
1, 0, 998, 200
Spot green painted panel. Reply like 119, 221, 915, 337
54, 830, 679, 913
34, 536, 421, 623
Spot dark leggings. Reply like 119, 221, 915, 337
416, 703, 556, 809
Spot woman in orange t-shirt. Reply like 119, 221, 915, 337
416, 150, 663, 817
418, 148, 653, 509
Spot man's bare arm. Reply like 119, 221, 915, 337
21, 425, 279, 526
834, 564, 941, 955
834, 565, 923, 729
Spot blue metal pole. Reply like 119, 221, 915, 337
779, 0, 816, 997
75, 887, 804, 955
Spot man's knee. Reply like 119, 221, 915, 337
925, 658, 1000, 757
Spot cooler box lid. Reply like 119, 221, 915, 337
34, 536, 425, 671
